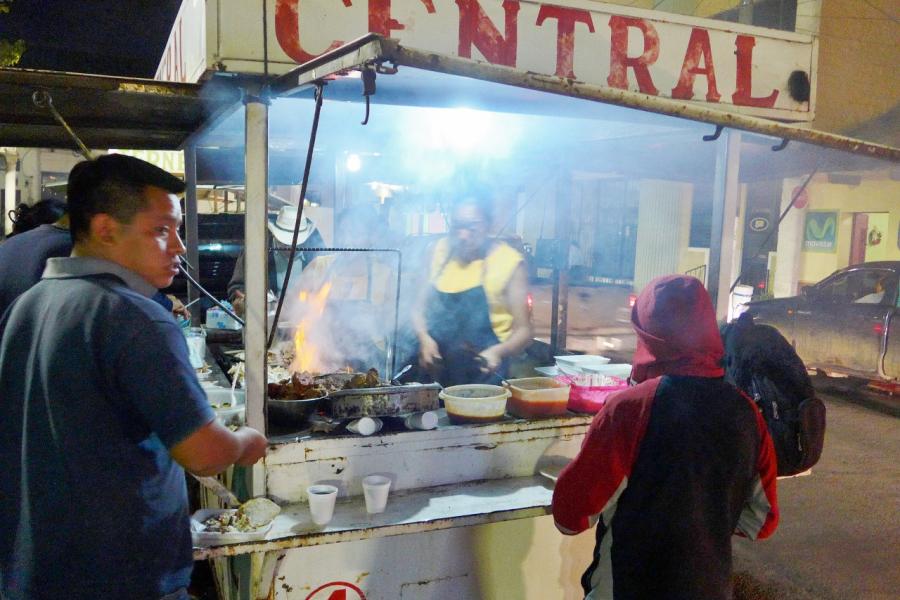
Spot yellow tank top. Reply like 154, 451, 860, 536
430, 238, 523, 341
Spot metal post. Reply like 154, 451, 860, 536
707, 130, 742, 319
183, 144, 201, 326
244, 96, 269, 441
3, 150, 17, 237
553, 175, 571, 353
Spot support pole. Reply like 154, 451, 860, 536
551, 175, 572, 354
183, 144, 201, 326
244, 96, 269, 443
707, 131, 742, 319
3, 150, 17, 237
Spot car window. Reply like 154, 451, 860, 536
842, 270, 898, 305
816, 272, 860, 303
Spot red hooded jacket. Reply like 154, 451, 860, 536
552, 275, 778, 599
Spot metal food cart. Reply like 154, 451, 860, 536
2, 28, 898, 600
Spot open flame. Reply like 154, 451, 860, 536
290, 282, 333, 374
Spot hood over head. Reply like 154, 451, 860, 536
630, 275, 724, 383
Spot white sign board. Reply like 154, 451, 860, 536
157, 0, 816, 120
154, 0, 208, 83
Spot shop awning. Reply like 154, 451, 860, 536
0, 68, 241, 150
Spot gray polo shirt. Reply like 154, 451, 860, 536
0, 257, 215, 600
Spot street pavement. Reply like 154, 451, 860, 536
732, 378, 900, 600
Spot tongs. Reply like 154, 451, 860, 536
191, 473, 241, 508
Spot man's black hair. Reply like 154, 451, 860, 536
66, 153, 186, 243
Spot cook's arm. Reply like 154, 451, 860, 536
483, 263, 533, 361
170, 421, 268, 477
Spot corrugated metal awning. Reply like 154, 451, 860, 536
0, 68, 241, 150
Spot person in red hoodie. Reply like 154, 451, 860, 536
552, 274, 778, 600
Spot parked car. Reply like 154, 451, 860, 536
745, 261, 899, 381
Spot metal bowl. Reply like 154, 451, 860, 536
267, 395, 325, 428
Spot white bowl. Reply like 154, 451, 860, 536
555, 355, 611, 373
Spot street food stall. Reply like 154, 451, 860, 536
2, 23, 899, 600
164, 33, 896, 599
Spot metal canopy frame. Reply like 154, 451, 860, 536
273, 34, 900, 163
0, 68, 242, 150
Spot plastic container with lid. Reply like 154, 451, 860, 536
503, 377, 571, 418
440, 384, 510, 424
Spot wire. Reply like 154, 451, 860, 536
267, 83, 325, 349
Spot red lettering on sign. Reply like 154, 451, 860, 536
732, 35, 778, 108
369, 0, 406, 36
607, 16, 659, 95
535, 5, 594, 79
671, 28, 720, 102
275, 0, 345, 64
455, 0, 520, 67
304, 581, 367, 600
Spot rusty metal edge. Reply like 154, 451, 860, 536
192, 504, 550, 560
0, 67, 205, 96
380, 40, 899, 162
272, 35, 897, 162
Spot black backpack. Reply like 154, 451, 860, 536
720, 312, 826, 476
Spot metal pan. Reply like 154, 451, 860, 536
326, 383, 441, 419
267, 395, 325, 428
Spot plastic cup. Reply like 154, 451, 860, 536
404, 411, 438, 430
306, 484, 338, 525
184, 327, 206, 369
362, 475, 391, 514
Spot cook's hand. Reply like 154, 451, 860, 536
419, 335, 442, 370
168, 295, 191, 320
235, 427, 268, 466
478, 347, 503, 373
231, 290, 246, 317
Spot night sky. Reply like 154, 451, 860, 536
1, 0, 182, 77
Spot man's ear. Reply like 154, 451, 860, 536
90, 213, 120, 246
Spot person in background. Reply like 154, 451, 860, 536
6, 198, 67, 237
413, 194, 532, 387
0, 154, 267, 600
0, 200, 72, 316
552, 275, 778, 599
228, 203, 325, 316
854, 275, 891, 304
0, 197, 189, 320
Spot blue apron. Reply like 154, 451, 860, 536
425, 258, 507, 387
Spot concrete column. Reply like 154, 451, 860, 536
633, 179, 691, 293
773, 178, 808, 297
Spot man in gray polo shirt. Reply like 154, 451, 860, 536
0, 154, 268, 600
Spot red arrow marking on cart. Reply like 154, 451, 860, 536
304, 581, 366, 600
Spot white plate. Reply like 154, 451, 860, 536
554, 355, 611, 369
191, 508, 273, 545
